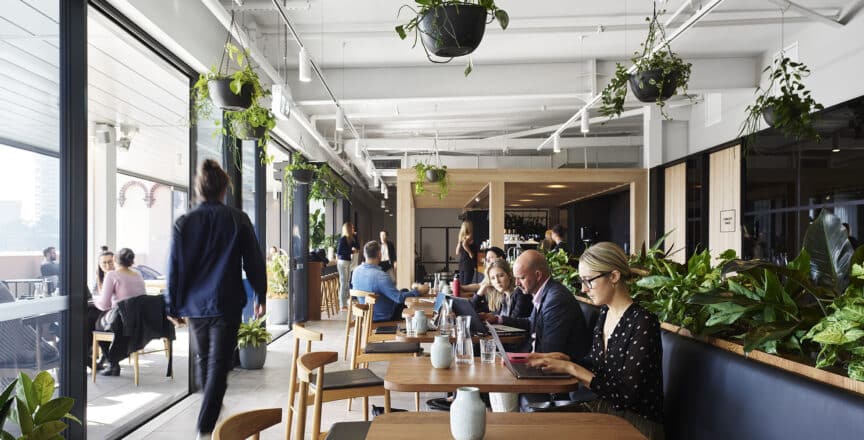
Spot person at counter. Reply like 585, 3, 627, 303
336, 222, 359, 311
527, 242, 664, 439
549, 224, 568, 254
353, 241, 429, 322
455, 220, 478, 284
94, 247, 147, 376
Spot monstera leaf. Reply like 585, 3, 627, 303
803, 211, 854, 295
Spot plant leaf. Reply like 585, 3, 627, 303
848, 359, 864, 381
16, 397, 34, 434
29, 421, 67, 440
17, 372, 36, 415
32, 371, 55, 406
34, 397, 74, 426
743, 324, 797, 353
495, 10, 509, 30
705, 302, 753, 327
636, 275, 672, 290
803, 210, 854, 294
395, 25, 407, 39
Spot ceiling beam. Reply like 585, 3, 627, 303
353, 136, 642, 153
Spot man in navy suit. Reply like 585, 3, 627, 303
497, 250, 590, 362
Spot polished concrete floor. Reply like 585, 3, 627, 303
123, 314, 442, 439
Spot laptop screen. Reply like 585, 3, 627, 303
449, 296, 487, 334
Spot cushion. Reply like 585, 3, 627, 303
310, 368, 384, 391
325, 421, 371, 440
364, 342, 421, 354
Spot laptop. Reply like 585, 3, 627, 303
487, 323, 570, 379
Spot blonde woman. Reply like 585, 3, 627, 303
336, 221, 358, 310
528, 242, 665, 439
454, 220, 477, 284
472, 260, 531, 321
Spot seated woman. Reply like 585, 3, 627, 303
472, 260, 531, 321
87, 246, 115, 369
94, 247, 146, 376
460, 246, 506, 296
527, 242, 664, 439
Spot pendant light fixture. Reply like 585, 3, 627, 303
581, 108, 590, 134
380, 199, 386, 209
335, 106, 345, 132
298, 47, 311, 82
553, 134, 561, 153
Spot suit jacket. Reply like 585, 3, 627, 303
501, 279, 590, 363
499, 287, 533, 320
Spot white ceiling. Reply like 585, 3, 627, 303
218, 0, 856, 177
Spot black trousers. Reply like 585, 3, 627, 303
188, 315, 241, 434
94, 309, 129, 364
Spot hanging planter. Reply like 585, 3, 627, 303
281, 153, 350, 208
396, 0, 509, 76
740, 57, 823, 148
208, 78, 253, 111
413, 163, 449, 199
425, 168, 441, 182
292, 169, 314, 184
229, 117, 267, 140
599, 6, 691, 119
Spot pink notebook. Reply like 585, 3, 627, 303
506, 353, 531, 364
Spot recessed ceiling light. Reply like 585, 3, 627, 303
475, 197, 480, 202
547, 184, 567, 189
509, 204, 522, 207
519, 199, 534, 202
528, 193, 551, 196
832, 148, 840, 153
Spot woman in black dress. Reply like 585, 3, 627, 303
454, 220, 477, 285
528, 242, 665, 439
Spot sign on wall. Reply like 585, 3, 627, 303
720, 209, 736, 233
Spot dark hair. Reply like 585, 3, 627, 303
363, 240, 381, 260
486, 246, 505, 259
115, 248, 135, 267
196, 159, 230, 201
96, 246, 114, 291
552, 224, 566, 237
42, 247, 55, 258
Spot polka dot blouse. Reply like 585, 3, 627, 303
587, 303, 664, 423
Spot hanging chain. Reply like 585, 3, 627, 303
218, 10, 237, 75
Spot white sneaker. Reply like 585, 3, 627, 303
196, 432, 212, 440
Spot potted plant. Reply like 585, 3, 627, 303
237, 315, 272, 369
395, 0, 509, 76
309, 208, 326, 251
600, 6, 691, 119
413, 162, 450, 199
266, 253, 291, 325
191, 43, 277, 166
324, 234, 341, 261
739, 56, 824, 146
281, 153, 350, 209
1, 371, 80, 438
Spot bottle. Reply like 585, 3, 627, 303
452, 273, 461, 298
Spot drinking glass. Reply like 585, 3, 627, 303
455, 315, 474, 364
405, 315, 416, 337
479, 337, 496, 364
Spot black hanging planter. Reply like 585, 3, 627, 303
208, 79, 253, 111
418, 4, 488, 58
230, 119, 267, 140
762, 105, 778, 127
292, 169, 314, 185
425, 169, 441, 182
629, 69, 680, 103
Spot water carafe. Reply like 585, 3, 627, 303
455, 315, 474, 365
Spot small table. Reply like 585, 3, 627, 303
395, 330, 524, 345
365, 412, 646, 439
384, 357, 580, 398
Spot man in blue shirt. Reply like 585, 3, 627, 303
352, 241, 429, 322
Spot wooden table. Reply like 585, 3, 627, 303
365, 412, 646, 439
395, 330, 524, 345
384, 357, 581, 394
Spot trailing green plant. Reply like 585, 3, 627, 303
395, 0, 509, 76
1, 371, 80, 439
237, 315, 272, 349
739, 56, 824, 147
323, 234, 341, 250
309, 208, 326, 250
545, 248, 581, 295
413, 162, 449, 199
267, 253, 290, 299
191, 42, 275, 166
599, 7, 692, 119
281, 153, 350, 209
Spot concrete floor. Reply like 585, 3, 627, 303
122, 314, 442, 439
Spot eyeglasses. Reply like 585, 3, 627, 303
579, 272, 609, 290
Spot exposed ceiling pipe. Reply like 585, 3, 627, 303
538, 0, 727, 151
199, 0, 370, 192
489, 108, 646, 141
765, 0, 844, 28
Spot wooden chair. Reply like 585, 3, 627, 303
295, 351, 374, 440
213, 408, 281, 440
91, 331, 172, 386
285, 324, 385, 440
350, 299, 422, 411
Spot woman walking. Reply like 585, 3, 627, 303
336, 221, 358, 310
165, 159, 267, 440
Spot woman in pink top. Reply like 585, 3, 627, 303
94, 248, 146, 376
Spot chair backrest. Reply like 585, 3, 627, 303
349, 303, 372, 369
214, 408, 282, 440
294, 351, 338, 440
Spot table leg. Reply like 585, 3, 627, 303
384, 390, 391, 414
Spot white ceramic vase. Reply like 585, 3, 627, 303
450, 387, 486, 440
413, 309, 428, 334
430, 335, 453, 369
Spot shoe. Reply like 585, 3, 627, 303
87, 357, 105, 371
426, 397, 453, 412
371, 405, 407, 417
100, 363, 120, 376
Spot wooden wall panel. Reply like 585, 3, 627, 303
709, 145, 742, 260
664, 163, 687, 263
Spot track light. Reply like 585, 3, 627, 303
553, 134, 561, 153
581, 109, 590, 134
366, 159, 375, 178
381, 199, 386, 209
335, 106, 344, 132
299, 47, 311, 82
383, 186, 389, 199
354, 138, 362, 158
380, 179, 386, 194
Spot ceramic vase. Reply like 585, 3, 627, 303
431, 335, 453, 369
413, 309, 428, 334
450, 387, 486, 440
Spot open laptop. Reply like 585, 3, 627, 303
487, 323, 570, 379
448, 295, 527, 336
